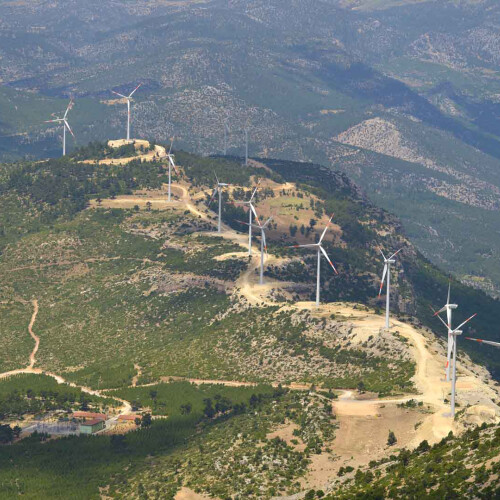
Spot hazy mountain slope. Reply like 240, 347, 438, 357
2, 0, 500, 295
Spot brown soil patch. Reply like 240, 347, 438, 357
304, 405, 423, 490
267, 421, 306, 451
175, 487, 215, 500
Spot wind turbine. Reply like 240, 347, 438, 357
435, 311, 477, 417
111, 83, 142, 142
209, 173, 229, 233
433, 282, 458, 381
166, 138, 179, 202
239, 216, 273, 285
292, 215, 338, 307
466, 337, 500, 349
378, 248, 403, 329
45, 99, 75, 156
234, 179, 261, 255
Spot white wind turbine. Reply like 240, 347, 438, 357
234, 179, 261, 255
378, 248, 403, 329
433, 282, 458, 381
466, 337, 500, 348
166, 138, 179, 202
209, 173, 229, 233
239, 216, 273, 285
435, 310, 477, 417
111, 83, 142, 142
292, 215, 338, 307
45, 99, 75, 156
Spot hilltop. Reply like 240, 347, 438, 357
0, 142, 499, 497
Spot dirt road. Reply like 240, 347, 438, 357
28, 300, 39, 369
0, 300, 132, 417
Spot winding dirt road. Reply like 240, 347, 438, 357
27, 299, 39, 369
0, 300, 132, 416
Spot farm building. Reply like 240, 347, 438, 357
118, 414, 141, 423
73, 411, 107, 421
79, 419, 105, 434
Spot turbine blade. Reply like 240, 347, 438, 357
389, 248, 403, 260
168, 155, 179, 175
378, 264, 388, 297
435, 312, 450, 330
208, 189, 217, 206
292, 244, 319, 248
319, 214, 334, 244
128, 83, 143, 97
64, 99, 74, 119
262, 216, 273, 228
262, 229, 267, 253
64, 120, 75, 138
453, 313, 477, 334
169, 136, 175, 155
111, 90, 127, 98
319, 245, 338, 274
447, 281, 451, 305
214, 172, 219, 185
380, 249, 387, 261
249, 203, 261, 226
235, 219, 250, 226
433, 305, 448, 317
466, 337, 500, 348
249, 178, 261, 202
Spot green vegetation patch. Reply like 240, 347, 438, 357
0, 374, 117, 420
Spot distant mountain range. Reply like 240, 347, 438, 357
2, 0, 500, 293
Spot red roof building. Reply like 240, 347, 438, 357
73, 411, 107, 421
118, 414, 141, 422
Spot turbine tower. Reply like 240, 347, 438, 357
466, 337, 500, 348
166, 138, 179, 202
292, 215, 338, 307
433, 282, 458, 381
239, 216, 273, 285
45, 99, 75, 156
111, 83, 142, 142
234, 179, 261, 255
435, 311, 477, 417
378, 248, 403, 329
209, 173, 229, 233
